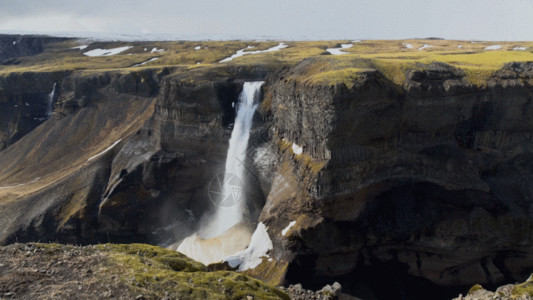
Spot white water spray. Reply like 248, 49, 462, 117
176, 81, 263, 264
46, 83, 57, 119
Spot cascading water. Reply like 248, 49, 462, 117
45, 83, 57, 119
176, 81, 264, 264
202, 81, 263, 238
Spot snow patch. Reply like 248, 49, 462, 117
12, 41, 16, 45
513, 46, 528, 51
418, 44, 433, 51
403, 43, 413, 49
219, 43, 288, 63
224, 223, 273, 271
292, 143, 303, 155
132, 57, 159, 67
194, 46, 201, 50
282, 221, 296, 236
87, 139, 123, 161
83, 46, 133, 57
71, 45, 89, 50
151, 47, 165, 53
458, 45, 463, 49
326, 44, 353, 55
485, 45, 502, 50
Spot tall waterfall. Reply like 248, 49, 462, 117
46, 83, 57, 119
202, 81, 263, 238
176, 81, 263, 264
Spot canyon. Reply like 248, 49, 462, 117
1, 35, 533, 299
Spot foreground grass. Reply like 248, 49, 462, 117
0, 243, 287, 300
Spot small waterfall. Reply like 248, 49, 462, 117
45, 83, 57, 119
176, 81, 263, 264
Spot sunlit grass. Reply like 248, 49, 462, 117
1, 38, 532, 86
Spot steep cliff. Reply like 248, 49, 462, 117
257, 59, 533, 298
2, 36, 533, 299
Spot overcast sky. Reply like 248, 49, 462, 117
0, 0, 532, 41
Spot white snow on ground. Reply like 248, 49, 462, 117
194, 46, 201, 50
282, 221, 296, 236
151, 47, 165, 53
71, 45, 89, 50
352, 39, 362, 43
514, 46, 528, 51
224, 222, 273, 271
403, 43, 413, 49
326, 44, 353, 55
12, 41, 16, 45
418, 44, 433, 51
219, 43, 288, 63
132, 57, 159, 67
458, 45, 463, 49
485, 45, 502, 50
292, 143, 303, 155
83, 46, 133, 57
87, 139, 123, 161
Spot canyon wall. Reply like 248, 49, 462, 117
257, 59, 533, 297
2, 37, 533, 298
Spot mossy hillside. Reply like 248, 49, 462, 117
98, 243, 287, 300
28, 243, 288, 300
12, 243, 287, 299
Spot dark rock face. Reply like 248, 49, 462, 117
2, 53, 533, 299
258, 61, 533, 297
0, 71, 68, 150
0, 34, 70, 62
0, 68, 243, 246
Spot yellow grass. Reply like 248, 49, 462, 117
0, 38, 531, 86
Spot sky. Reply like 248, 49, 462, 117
0, 0, 532, 41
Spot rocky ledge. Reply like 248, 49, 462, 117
0, 243, 287, 300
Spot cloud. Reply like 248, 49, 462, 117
0, 14, 108, 33
0, 0, 532, 40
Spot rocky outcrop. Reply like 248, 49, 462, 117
0, 34, 70, 62
257, 60, 533, 299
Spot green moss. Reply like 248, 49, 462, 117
512, 275, 533, 297
97, 243, 288, 300
468, 284, 484, 295
97, 243, 207, 272
305, 67, 370, 88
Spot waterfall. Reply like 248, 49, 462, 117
176, 81, 263, 264
202, 81, 263, 238
46, 83, 57, 119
